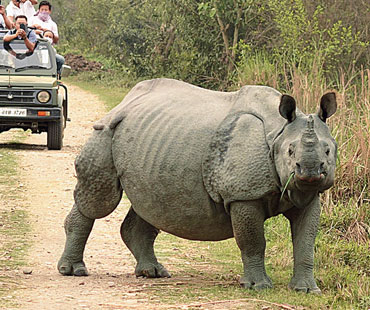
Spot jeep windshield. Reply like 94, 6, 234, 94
0, 40, 53, 72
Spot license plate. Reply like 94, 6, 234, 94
0, 108, 27, 117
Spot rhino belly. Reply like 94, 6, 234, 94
111, 98, 233, 241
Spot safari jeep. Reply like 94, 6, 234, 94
0, 32, 70, 150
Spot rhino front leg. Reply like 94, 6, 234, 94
121, 207, 171, 278
284, 196, 321, 294
230, 201, 272, 290
58, 204, 94, 276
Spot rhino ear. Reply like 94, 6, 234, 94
279, 94, 296, 122
318, 92, 337, 122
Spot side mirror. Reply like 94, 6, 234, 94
61, 65, 71, 78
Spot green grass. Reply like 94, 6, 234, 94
65, 75, 129, 111
0, 150, 17, 183
151, 215, 369, 309
0, 208, 30, 267
0, 146, 31, 308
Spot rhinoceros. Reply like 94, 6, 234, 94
58, 78, 337, 293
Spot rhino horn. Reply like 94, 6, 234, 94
301, 115, 319, 147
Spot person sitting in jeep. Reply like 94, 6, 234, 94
0, 5, 12, 30
3, 15, 36, 52
6, 0, 38, 25
43, 30, 64, 76
29, 1, 58, 44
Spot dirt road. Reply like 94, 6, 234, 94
0, 84, 261, 310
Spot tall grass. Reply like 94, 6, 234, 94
332, 69, 370, 205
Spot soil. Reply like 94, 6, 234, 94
0, 84, 264, 310
64, 55, 104, 73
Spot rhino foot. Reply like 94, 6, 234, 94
288, 277, 321, 294
240, 275, 273, 290
58, 258, 89, 276
135, 262, 171, 278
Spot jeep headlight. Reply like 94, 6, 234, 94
37, 91, 51, 103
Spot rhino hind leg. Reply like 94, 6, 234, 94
58, 128, 123, 276
230, 201, 273, 290
121, 207, 171, 278
58, 204, 94, 276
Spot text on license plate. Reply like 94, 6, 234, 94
0, 108, 27, 117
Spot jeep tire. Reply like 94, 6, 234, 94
47, 109, 64, 150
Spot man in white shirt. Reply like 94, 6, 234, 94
0, 5, 12, 29
29, 0, 58, 44
6, 0, 38, 25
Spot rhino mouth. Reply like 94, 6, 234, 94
294, 162, 327, 186
295, 173, 325, 183
293, 172, 326, 192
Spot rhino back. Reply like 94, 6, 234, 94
112, 79, 237, 240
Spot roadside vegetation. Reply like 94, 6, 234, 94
65, 74, 128, 111
0, 133, 30, 308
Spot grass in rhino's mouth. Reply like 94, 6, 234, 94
280, 172, 295, 201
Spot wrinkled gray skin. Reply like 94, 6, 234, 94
58, 78, 337, 293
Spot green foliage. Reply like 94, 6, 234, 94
268, 0, 313, 61
54, 0, 369, 89
266, 0, 368, 72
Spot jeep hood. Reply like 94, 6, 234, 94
0, 76, 57, 88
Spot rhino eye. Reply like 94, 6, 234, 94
288, 145, 295, 157
325, 149, 330, 156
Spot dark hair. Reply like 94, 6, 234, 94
39, 1, 52, 10
43, 30, 54, 38
15, 15, 28, 22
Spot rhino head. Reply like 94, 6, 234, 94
272, 93, 337, 206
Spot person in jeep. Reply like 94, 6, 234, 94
43, 30, 64, 76
6, 0, 38, 24
29, 1, 58, 44
0, 5, 13, 30
3, 15, 36, 52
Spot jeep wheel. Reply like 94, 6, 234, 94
47, 112, 64, 150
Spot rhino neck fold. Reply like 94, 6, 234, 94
288, 189, 318, 209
